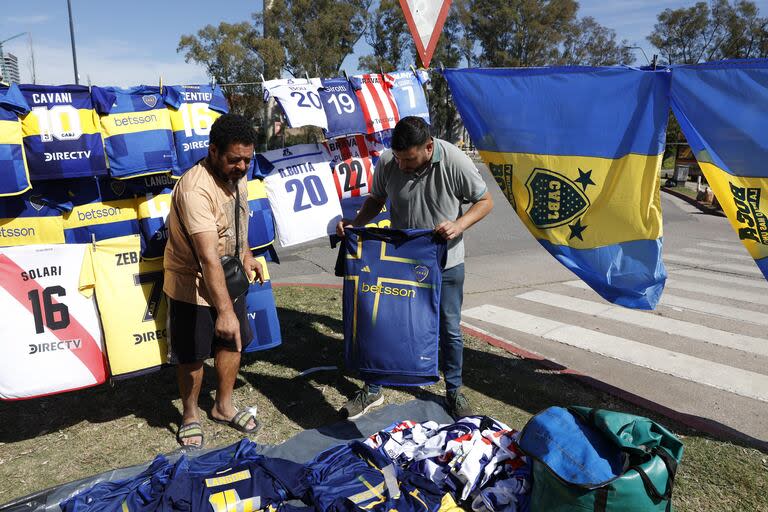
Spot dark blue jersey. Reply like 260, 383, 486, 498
304, 441, 443, 512
339, 228, 446, 386
319, 78, 367, 138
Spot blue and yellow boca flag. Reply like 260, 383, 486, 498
670, 60, 768, 280
443, 67, 670, 309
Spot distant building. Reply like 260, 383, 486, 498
1, 53, 21, 84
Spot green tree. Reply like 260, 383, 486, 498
428, 9, 464, 141
648, 0, 767, 64
358, 0, 412, 72
560, 17, 635, 65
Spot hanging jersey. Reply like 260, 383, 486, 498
165, 84, 229, 176
390, 70, 431, 123
339, 228, 446, 386
58, 177, 140, 244
244, 256, 281, 352
319, 77, 367, 138
0, 185, 67, 246
92, 86, 179, 178
0, 244, 106, 400
130, 173, 175, 260
247, 176, 275, 251
0, 84, 31, 196
350, 74, 400, 134
19, 84, 108, 180
340, 195, 391, 230
325, 133, 387, 201
60, 455, 174, 512
305, 441, 443, 512
264, 78, 328, 130
257, 144, 342, 247
79, 235, 168, 378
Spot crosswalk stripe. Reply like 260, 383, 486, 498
516, 290, 768, 356
670, 269, 766, 289
665, 253, 762, 276
462, 304, 768, 402
564, 280, 768, 327
696, 241, 748, 253
680, 247, 748, 258
667, 279, 768, 306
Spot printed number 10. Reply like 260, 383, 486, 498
28, 286, 70, 334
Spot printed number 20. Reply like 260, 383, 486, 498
27, 286, 70, 334
290, 91, 321, 109
286, 176, 328, 212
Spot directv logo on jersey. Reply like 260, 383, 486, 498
278, 162, 316, 178
44, 150, 91, 162
183, 140, 208, 152
133, 329, 167, 345
29, 339, 82, 355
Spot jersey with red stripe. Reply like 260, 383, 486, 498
324, 134, 379, 200
350, 74, 400, 134
0, 244, 106, 400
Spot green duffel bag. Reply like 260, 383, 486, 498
518, 406, 684, 512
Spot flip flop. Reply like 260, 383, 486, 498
176, 422, 204, 449
210, 407, 260, 434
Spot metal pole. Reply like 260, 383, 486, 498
67, 0, 79, 84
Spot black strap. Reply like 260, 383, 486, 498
632, 448, 676, 503
172, 172, 243, 270
593, 487, 609, 512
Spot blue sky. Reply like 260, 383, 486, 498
2, 0, 767, 86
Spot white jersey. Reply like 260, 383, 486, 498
258, 144, 342, 247
263, 78, 328, 130
0, 244, 106, 400
351, 73, 400, 133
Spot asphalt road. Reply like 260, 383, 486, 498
270, 164, 768, 447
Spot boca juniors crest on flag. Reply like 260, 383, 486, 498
444, 66, 670, 309
670, 60, 768, 281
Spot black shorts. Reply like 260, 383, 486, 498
168, 297, 253, 364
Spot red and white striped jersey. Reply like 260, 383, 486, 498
324, 134, 387, 200
350, 74, 400, 134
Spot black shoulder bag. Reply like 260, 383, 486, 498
174, 180, 250, 302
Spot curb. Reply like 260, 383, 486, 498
661, 186, 726, 217
272, 283, 766, 450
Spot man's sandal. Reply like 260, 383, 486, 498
176, 422, 204, 449
210, 408, 260, 434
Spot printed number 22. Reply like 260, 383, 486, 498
286, 176, 328, 212
28, 286, 70, 334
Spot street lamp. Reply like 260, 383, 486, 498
67, 0, 80, 84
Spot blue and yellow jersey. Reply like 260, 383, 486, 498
128, 172, 174, 260
79, 235, 167, 378
19, 84, 108, 181
92, 85, 178, 179
246, 176, 275, 251
0, 184, 67, 246
0, 84, 31, 196
56, 176, 140, 243
243, 256, 282, 353
165, 84, 229, 176
339, 228, 446, 386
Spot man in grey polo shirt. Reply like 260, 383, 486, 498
335, 116, 494, 419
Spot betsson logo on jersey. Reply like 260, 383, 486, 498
360, 283, 416, 298
76, 205, 122, 222
112, 114, 159, 127
0, 226, 37, 239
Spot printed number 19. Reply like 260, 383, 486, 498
327, 93, 356, 115
286, 176, 328, 212
28, 286, 70, 334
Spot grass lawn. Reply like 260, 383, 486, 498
1, 286, 767, 510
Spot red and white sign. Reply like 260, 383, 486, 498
399, 0, 452, 68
